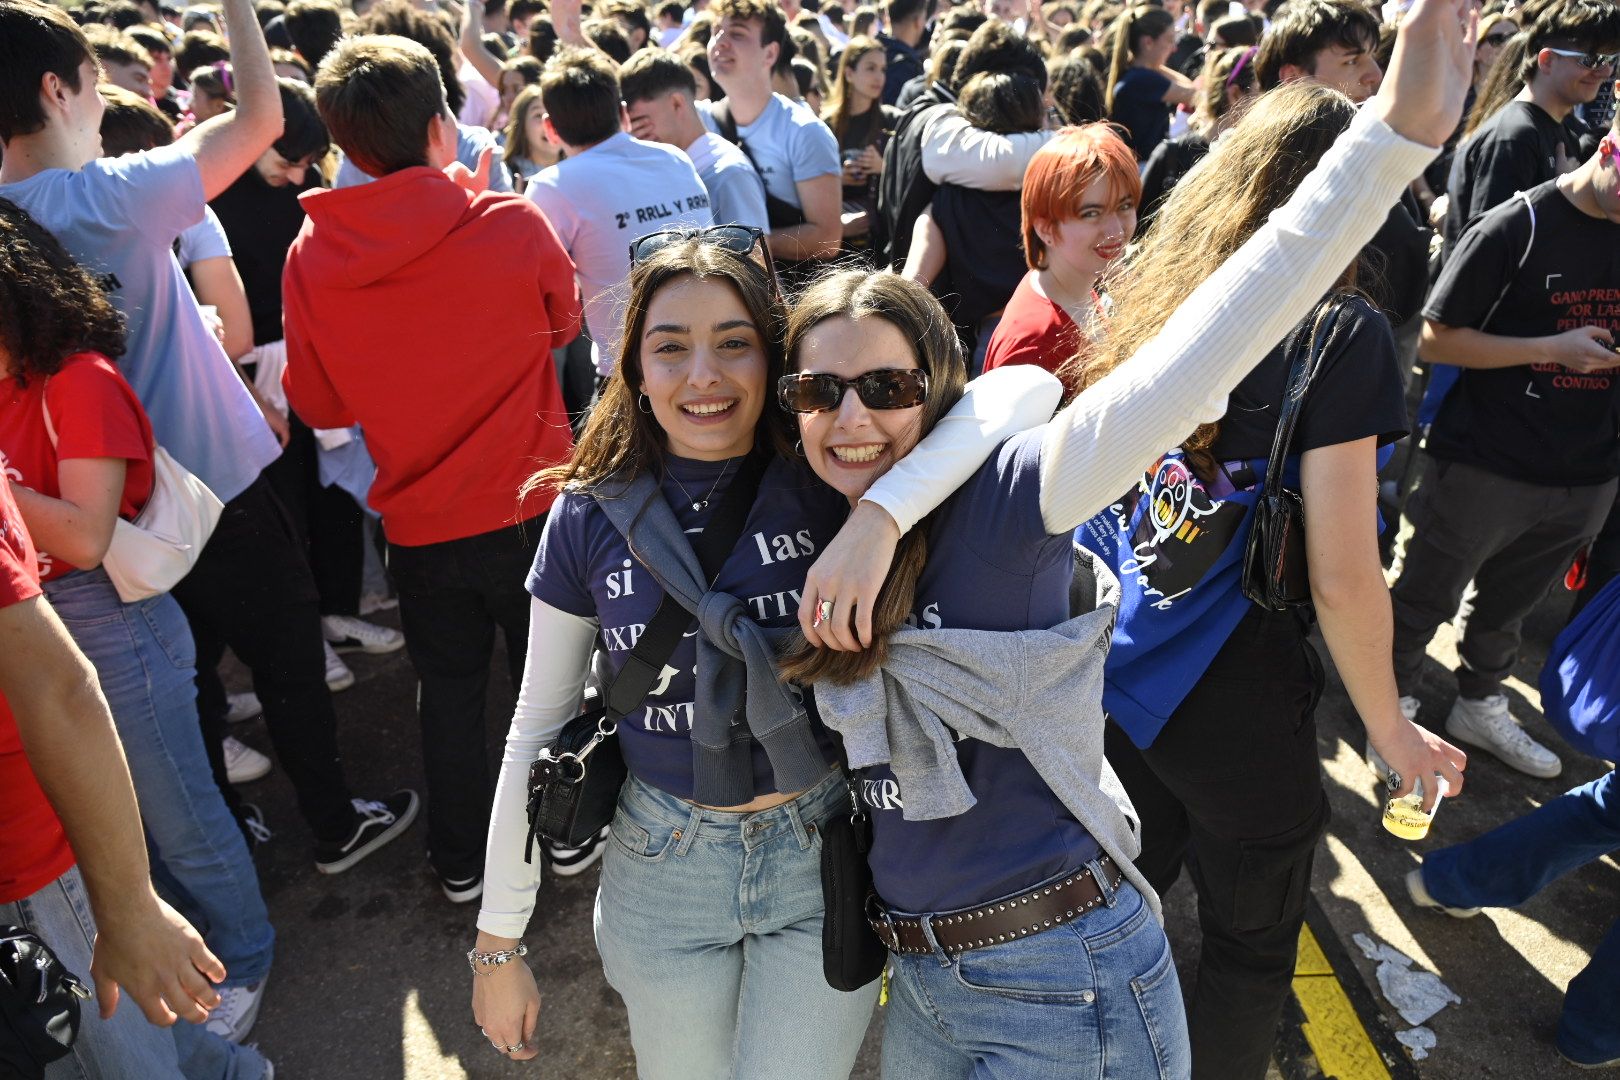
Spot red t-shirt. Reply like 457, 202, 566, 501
0, 472, 76, 904
0, 353, 155, 583
982, 272, 1097, 395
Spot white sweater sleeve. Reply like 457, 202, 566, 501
921, 111, 1056, 190
1037, 109, 1438, 535
477, 597, 599, 938
863, 364, 1063, 536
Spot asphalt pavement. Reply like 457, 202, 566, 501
226, 580, 1616, 1080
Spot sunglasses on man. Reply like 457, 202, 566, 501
777, 369, 930, 415
1544, 46, 1620, 70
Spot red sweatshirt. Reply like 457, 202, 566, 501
283, 166, 580, 546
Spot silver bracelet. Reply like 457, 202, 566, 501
467, 941, 528, 975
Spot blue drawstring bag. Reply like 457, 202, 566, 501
1539, 575, 1620, 762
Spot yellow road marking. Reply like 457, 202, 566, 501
1293, 924, 1392, 1080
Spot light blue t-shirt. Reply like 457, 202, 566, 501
334, 122, 514, 192
175, 206, 233, 268
700, 94, 840, 209
0, 147, 280, 503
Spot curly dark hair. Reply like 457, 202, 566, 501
0, 197, 128, 386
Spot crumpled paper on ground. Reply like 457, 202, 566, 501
1396, 1026, 1437, 1060
1351, 932, 1463, 1027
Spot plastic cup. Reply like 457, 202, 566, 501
1382, 774, 1449, 840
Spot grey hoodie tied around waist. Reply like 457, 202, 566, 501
813, 559, 1160, 917
593, 469, 832, 807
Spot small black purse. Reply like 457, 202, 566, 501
1241, 297, 1351, 612
0, 926, 91, 1080
525, 453, 768, 858
819, 771, 886, 992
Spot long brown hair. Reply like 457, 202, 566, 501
1462, 28, 1528, 139
822, 34, 884, 141
1071, 82, 1360, 478
525, 241, 792, 498
776, 271, 968, 685
1104, 5, 1173, 115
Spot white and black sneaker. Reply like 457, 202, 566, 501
546, 827, 610, 878
321, 615, 405, 656
314, 791, 419, 875
438, 871, 484, 904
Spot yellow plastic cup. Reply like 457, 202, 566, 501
1382, 774, 1449, 841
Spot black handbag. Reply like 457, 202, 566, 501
1241, 297, 1352, 611
0, 926, 91, 1080
525, 452, 769, 857
819, 770, 886, 992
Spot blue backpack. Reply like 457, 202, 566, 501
1540, 575, 1620, 763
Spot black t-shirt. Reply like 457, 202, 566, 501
930, 182, 1025, 334
1139, 131, 1209, 230
1423, 179, 1620, 486
1443, 100, 1580, 250
209, 166, 320, 347
1110, 68, 1173, 161
1212, 293, 1409, 462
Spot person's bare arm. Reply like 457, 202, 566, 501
768, 173, 842, 261
1158, 66, 1197, 105
458, 0, 507, 87
9, 459, 125, 571
173, 0, 283, 199
1421, 321, 1620, 372
900, 207, 946, 286
188, 256, 254, 362
0, 597, 226, 1025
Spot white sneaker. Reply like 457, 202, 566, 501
322, 615, 405, 655
323, 641, 355, 693
359, 592, 398, 616
205, 979, 267, 1044
1444, 694, 1562, 779
546, 827, 610, 878
1405, 867, 1481, 918
1399, 695, 1420, 722
224, 737, 272, 784
225, 692, 262, 724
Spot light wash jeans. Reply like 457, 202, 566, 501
1422, 767, 1619, 1065
593, 770, 878, 1080
0, 867, 267, 1080
42, 569, 274, 993
881, 870, 1192, 1080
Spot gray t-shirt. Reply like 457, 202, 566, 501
684, 131, 768, 232
701, 93, 839, 209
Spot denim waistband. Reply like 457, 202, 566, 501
40, 565, 116, 600
618, 767, 846, 854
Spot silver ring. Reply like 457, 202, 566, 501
504, 1042, 524, 1053
1386, 768, 1403, 793
814, 599, 834, 627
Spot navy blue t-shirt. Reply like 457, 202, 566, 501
1110, 68, 1173, 161
528, 454, 847, 800
859, 429, 1102, 914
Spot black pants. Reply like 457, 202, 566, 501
173, 475, 356, 842
1104, 605, 1330, 1080
264, 417, 365, 618
387, 519, 540, 880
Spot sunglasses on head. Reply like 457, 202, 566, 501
629, 224, 767, 265
1544, 46, 1620, 69
777, 369, 930, 415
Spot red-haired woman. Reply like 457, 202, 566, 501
982, 123, 1141, 395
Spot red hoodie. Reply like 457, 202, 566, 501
283, 166, 580, 546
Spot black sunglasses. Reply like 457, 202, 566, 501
629, 224, 767, 265
777, 369, 930, 414
1481, 31, 1515, 44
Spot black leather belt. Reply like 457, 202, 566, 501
867, 856, 1124, 956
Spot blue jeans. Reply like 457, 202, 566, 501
881, 870, 1191, 1080
592, 770, 878, 1079
42, 569, 274, 990
1422, 767, 1619, 1064
0, 867, 266, 1080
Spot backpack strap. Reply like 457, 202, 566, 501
1478, 190, 1538, 331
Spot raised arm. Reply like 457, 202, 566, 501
1035, 0, 1474, 535
458, 0, 507, 89
174, 0, 282, 200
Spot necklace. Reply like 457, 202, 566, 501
670, 458, 733, 513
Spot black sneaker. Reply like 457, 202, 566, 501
546, 826, 609, 878
438, 871, 484, 904
314, 791, 419, 875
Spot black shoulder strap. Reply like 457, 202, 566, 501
711, 98, 740, 146
1260, 297, 1350, 499
600, 451, 770, 720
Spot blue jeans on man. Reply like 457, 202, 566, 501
1420, 767, 1619, 1066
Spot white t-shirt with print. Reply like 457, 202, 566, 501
526, 132, 714, 375
701, 93, 840, 209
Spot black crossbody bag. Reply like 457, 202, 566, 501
1, 926, 91, 1080
1241, 297, 1352, 611
525, 453, 768, 857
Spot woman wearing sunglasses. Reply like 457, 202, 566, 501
468, 224, 1063, 1076
776, 2, 1474, 1075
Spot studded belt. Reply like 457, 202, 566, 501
867, 855, 1123, 956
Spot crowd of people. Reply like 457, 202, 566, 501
0, 0, 1615, 1073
